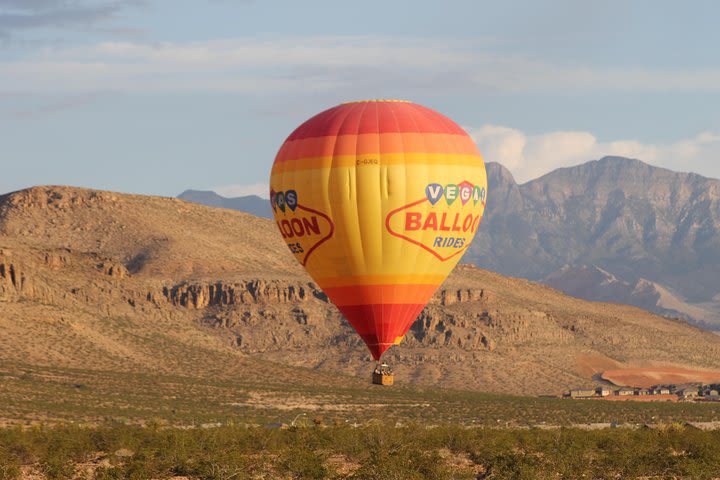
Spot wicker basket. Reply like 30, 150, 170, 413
372, 372, 394, 386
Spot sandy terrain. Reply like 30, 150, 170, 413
602, 368, 720, 388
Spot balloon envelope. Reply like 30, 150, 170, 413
270, 100, 487, 360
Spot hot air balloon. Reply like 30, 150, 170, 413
269, 100, 487, 383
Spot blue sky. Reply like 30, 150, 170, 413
2, 0, 720, 197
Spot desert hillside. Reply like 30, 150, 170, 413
2, 186, 720, 395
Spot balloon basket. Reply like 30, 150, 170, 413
372, 364, 394, 386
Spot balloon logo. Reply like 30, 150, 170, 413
270, 100, 487, 361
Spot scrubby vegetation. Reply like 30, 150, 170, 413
6, 363, 720, 478
6, 362, 720, 429
2, 423, 720, 479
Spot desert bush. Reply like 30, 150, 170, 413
0, 448, 20, 480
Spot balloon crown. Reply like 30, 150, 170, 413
342, 99, 411, 104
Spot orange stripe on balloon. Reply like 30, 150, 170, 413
323, 284, 439, 306
314, 274, 448, 288
275, 133, 479, 163
270, 153, 484, 174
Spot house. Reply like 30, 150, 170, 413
677, 388, 699, 400
569, 389, 596, 398
616, 387, 635, 396
650, 385, 672, 395
635, 388, 650, 396
704, 389, 719, 398
596, 386, 612, 397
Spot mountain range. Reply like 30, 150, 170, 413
179, 157, 720, 327
3, 185, 720, 396
466, 156, 720, 327
177, 190, 271, 218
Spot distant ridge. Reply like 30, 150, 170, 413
178, 190, 272, 219
543, 264, 720, 328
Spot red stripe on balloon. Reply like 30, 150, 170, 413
285, 101, 467, 141
338, 303, 427, 360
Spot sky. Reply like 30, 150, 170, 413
2, 0, 720, 197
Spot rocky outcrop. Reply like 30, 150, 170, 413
99, 261, 129, 279
0, 187, 117, 213
0, 260, 23, 296
0, 256, 64, 305
432, 288, 486, 305
162, 281, 486, 310
0, 247, 137, 312
407, 306, 573, 352
161, 280, 324, 308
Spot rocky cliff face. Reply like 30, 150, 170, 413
161, 280, 321, 308
0, 250, 67, 303
3, 186, 720, 395
467, 156, 720, 326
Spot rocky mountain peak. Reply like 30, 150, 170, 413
467, 156, 720, 326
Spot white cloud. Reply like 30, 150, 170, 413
212, 182, 268, 198
3, 36, 720, 94
468, 125, 720, 183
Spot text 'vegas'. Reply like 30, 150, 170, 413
425, 182, 486, 206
